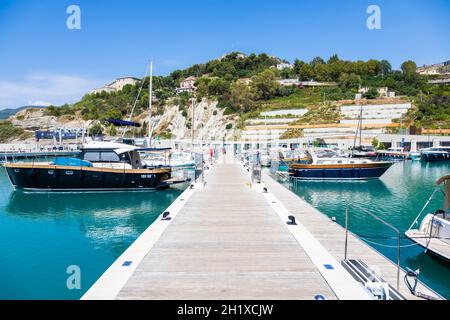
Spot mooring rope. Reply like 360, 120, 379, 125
360, 238, 421, 248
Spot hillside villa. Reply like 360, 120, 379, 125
176, 76, 197, 94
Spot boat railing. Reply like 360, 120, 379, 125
344, 203, 401, 291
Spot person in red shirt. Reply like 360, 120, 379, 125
210, 147, 214, 165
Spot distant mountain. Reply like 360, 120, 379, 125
0, 105, 48, 120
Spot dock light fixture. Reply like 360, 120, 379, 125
331, 217, 337, 222
287, 215, 297, 225
263, 187, 268, 193
190, 184, 194, 189
162, 211, 171, 221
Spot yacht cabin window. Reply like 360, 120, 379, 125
83, 151, 100, 162
82, 151, 125, 163
101, 152, 121, 162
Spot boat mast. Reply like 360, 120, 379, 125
359, 104, 363, 147
148, 60, 153, 142
191, 97, 195, 148
352, 101, 362, 156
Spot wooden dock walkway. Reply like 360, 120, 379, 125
116, 155, 343, 300
83, 154, 440, 300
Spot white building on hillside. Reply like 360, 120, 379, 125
417, 60, 450, 75
276, 63, 293, 70
176, 76, 197, 94
358, 87, 393, 98
108, 77, 140, 90
90, 77, 140, 95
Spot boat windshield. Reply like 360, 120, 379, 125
314, 149, 341, 158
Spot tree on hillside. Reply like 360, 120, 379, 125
314, 63, 330, 81
366, 59, 381, 76
339, 73, 362, 90
327, 54, 340, 64
363, 87, 378, 99
379, 60, 392, 77
279, 67, 295, 79
401, 60, 417, 81
195, 78, 212, 100
310, 56, 325, 68
251, 69, 280, 100
105, 108, 122, 120
293, 59, 306, 75
299, 64, 315, 81
208, 78, 231, 96
212, 62, 237, 78
352, 61, 369, 76
230, 81, 255, 113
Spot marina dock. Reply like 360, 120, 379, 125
83, 154, 440, 300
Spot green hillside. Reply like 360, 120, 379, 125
42, 52, 450, 129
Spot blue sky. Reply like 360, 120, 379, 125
0, 0, 449, 108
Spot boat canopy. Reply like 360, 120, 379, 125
106, 119, 141, 127
82, 141, 140, 152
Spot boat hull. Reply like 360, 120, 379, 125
288, 163, 392, 180
408, 154, 422, 161
422, 153, 450, 162
4, 164, 171, 192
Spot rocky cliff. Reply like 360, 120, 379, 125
8, 99, 240, 142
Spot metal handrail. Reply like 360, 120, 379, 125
344, 203, 401, 291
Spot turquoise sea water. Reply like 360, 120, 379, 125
0, 168, 192, 300
274, 161, 450, 299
